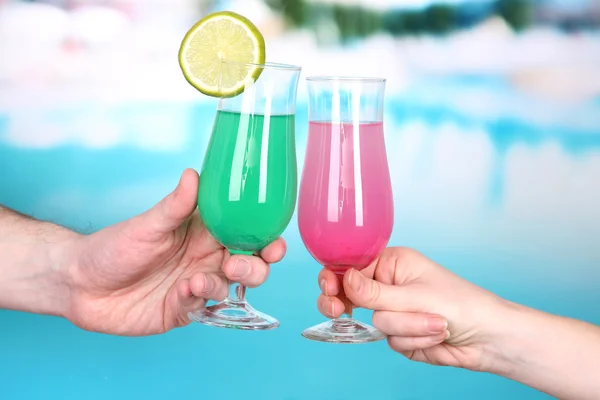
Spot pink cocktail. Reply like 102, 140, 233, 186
299, 76, 394, 344
299, 121, 393, 274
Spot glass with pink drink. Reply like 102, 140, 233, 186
298, 76, 394, 343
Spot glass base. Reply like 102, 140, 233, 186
302, 318, 386, 344
188, 300, 279, 331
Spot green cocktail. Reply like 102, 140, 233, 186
188, 60, 301, 330
199, 111, 297, 255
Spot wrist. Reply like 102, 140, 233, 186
478, 296, 600, 399
46, 228, 82, 319
478, 298, 537, 377
0, 217, 81, 319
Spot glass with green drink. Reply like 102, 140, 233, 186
188, 59, 301, 330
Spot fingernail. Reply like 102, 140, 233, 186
444, 330, 451, 340
330, 300, 336, 318
320, 279, 328, 296
232, 258, 250, 279
427, 316, 448, 334
347, 269, 362, 292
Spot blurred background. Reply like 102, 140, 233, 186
1, 0, 599, 398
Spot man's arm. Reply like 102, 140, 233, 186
0, 206, 78, 317
487, 301, 600, 400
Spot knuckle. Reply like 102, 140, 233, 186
215, 290, 228, 301
392, 248, 414, 271
390, 247, 419, 268
402, 350, 417, 361
366, 280, 381, 305
159, 195, 176, 220
189, 276, 204, 294
216, 281, 229, 300
378, 247, 421, 284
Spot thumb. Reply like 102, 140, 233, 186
138, 169, 199, 237
343, 268, 410, 312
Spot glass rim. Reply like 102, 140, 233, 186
221, 59, 302, 71
306, 76, 386, 83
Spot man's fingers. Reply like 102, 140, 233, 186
373, 311, 448, 337
223, 255, 270, 288
259, 237, 287, 264
175, 279, 207, 326
188, 272, 228, 301
175, 273, 229, 326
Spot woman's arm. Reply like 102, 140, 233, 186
488, 300, 600, 399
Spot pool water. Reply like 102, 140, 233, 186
1, 76, 599, 399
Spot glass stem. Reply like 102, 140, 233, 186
227, 282, 247, 303
340, 298, 353, 319
332, 273, 354, 329
339, 292, 354, 319
225, 249, 253, 304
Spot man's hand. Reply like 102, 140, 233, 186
62, 168, 284, 335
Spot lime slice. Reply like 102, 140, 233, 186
178, 11, 266, 98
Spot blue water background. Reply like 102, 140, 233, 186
1, 75, 599, 399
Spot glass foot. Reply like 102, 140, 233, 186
188, 300, 279, 331
302, 318, 386, 344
